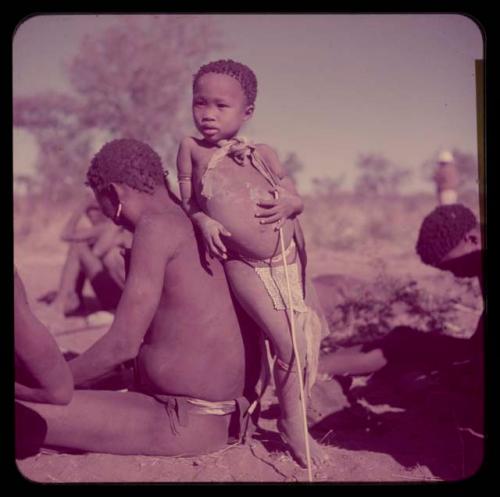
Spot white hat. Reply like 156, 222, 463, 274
438, 150, 454, 164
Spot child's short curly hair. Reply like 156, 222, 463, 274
416, 204, 478, 267
193, 59, 258, 105
87, 139, 166, 194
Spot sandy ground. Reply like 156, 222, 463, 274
13, 220, 484, 484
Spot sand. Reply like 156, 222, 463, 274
13, 201, 484, 483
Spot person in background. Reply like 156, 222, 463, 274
40, 194, 132, 315
433, 150, 459, 205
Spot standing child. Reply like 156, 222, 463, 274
176, 59, 328, 468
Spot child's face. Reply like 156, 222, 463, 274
192, 73, 253, 143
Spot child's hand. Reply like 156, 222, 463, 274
255, 186, 303, 230
196, 216, 232, 260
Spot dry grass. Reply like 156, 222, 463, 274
301, 190, 480, 254
14, 189, 483, 348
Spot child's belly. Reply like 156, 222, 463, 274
196, 161, 294, 260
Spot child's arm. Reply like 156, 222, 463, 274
176, 137, 231, 259
177, 136, 197, 216
255, 144, 304, 230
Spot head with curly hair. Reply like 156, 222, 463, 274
192, 60, 257, 143
416, 204, 482, 277
87, 138, 166, 194
193, 59, 258, 106
86, 139, 174, 225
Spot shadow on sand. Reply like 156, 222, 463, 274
310, 326, 484, 481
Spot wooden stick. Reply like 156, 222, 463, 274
278, 223, 313, 482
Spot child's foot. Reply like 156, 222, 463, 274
278, 417, 327, 468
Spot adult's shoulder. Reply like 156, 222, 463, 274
135, 211, 180, 245
133, 210, 188, 262
136, 210, 185, 236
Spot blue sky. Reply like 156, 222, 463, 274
13, 14, 483, 193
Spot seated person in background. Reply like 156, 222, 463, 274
15, 267, 74, 458
317, 203, 484, 392
307, 204, 484, 480
416, 203, 483, 347
41, 194, 132, 315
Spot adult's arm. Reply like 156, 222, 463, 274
14, 269, 74, 404
69, 214, 174, 386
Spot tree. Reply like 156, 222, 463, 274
354, 153, 411, 196
14, 15, 221, 200
311, 175, 345, 197
13, 92, 92, 200
67, 15, 221, 164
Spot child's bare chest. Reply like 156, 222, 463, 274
191, 146, 272, 201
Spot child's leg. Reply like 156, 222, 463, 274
224, 259, 297, 371
224, 259, 326, 466
273, 363, 325, 466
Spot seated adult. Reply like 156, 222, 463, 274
416, 203, 483, 351
310, 204, 485, 479
16, 138, 262, 457
314, 204, 484, 410
41, 194, 132, 315
14, 267, 74, 458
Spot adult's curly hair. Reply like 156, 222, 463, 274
416, 204, 477, 267
193, 59, 258, 105
86, 139, 167, 194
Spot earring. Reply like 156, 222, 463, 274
114, 202, 123, 223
